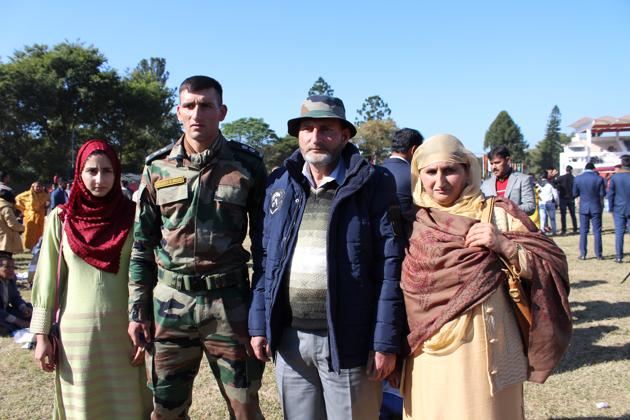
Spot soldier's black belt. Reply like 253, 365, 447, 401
158, 266, 246, 292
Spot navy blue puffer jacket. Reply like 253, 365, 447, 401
248, 144, 405, 372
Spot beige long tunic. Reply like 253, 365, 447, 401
402, 206, 529, 420
31, 208, 151, 419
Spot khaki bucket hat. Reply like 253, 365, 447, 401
287, 95, 357, 138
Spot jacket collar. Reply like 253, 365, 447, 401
301, 159, 346, 189
387, 155, 410, 164
492, 169, 516, 197
505, 171, 517, 197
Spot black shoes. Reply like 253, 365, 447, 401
615, 258, 623, 263
579, 255, 612, 261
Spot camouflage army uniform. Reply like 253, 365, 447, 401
129, 133, 266, 419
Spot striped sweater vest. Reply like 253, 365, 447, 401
285, 184, 336, 330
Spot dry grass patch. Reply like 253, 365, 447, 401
1, 213, 628, 419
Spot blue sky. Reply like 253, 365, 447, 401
2, 0, 629, 155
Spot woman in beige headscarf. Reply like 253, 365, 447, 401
15, 181, 49, 250
400, 134, 571, 419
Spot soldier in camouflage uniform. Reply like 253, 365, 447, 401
128, 75, 266, 419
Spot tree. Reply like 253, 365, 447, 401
484, 111, 528, 163
222, 117, 278, 151
0, 42, 121, 185
262, 135, 298, 170
536, 106, 564, 171
308, 77, 334, 96
0, 42, 178, 188
354, 119, 399, 162
134, 57, 169, 84
115, 58, 179, 172
355, 95, 391, 124
526, 107, 570, 174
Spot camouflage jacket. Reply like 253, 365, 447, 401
129, 133, 266, 322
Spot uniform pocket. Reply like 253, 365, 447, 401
156, 184, 188, 206
215, 184, 248, 207
156, 184, 189, 227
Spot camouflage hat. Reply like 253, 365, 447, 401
287, 95, 357, 138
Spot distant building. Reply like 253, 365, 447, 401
561, 115, 630, 176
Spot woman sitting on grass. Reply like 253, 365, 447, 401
31, 139, 151, 419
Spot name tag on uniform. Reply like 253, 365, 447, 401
155, 176, 186, 189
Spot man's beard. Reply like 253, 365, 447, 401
303, 150, 340, 168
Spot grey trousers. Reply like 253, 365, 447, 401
275, 327, 382, 420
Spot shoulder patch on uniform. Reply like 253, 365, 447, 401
155, 176, 186, 189
227, 140, 263, 160
145, 142, 175, 164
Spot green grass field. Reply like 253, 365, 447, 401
1, 213, 628, 419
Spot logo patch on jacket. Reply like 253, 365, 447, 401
269, 190, 285, 215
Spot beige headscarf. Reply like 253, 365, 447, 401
410, 134, 485, 219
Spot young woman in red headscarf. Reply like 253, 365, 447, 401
31, 140, 151, 419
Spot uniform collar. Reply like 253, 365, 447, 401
169, 133, 227, 169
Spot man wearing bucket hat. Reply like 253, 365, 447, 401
248, 95, 405, 419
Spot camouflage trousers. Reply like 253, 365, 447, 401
147, 281, 264, 420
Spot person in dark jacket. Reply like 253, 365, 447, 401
557, 165, 578, 234
607, 155, 630, 263
381, 128, 424, 238
248, 95, 405, 420
573, 162, 606, 260
0, 253, 32, 335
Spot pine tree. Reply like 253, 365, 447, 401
308, 77, 334, 96
484, 111, 528, 163
355, 95, 392, 125
539, 106, 563, 170
526, 106, 568, 174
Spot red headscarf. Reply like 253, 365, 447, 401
60, 139, 135, 273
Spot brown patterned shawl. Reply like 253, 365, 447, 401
402, 197, 572, 383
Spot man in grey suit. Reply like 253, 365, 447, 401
481, 145, 536, 215
607, 155, 630, 263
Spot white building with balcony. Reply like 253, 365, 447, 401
560, 115, 630, 176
